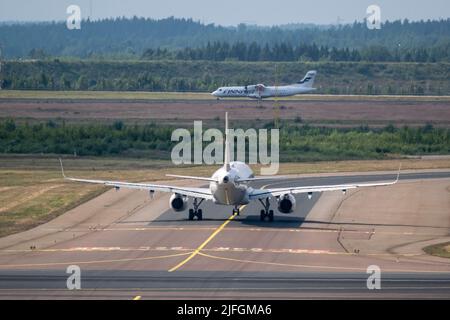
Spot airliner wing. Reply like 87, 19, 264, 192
249, 172, 400, 200
60, 160, 213, 200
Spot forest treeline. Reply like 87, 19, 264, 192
1, 17, 449, 95
0, 17, 449, 58
142, 41, 450, 63
0, 119, 448, 161
1, 60, 449, 95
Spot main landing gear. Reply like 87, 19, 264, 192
258, 198, 274, 222
188, 198, 204, 221
232, 206, 240, 216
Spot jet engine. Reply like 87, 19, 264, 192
169, 194, 187, 212
277, 194, 296, 214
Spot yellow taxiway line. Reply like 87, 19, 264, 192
168, 206, 246, 272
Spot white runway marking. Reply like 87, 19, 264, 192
0, 246, 424, 257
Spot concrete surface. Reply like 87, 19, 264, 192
0, 170, 449, 299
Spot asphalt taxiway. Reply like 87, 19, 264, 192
0, 171, 449, 299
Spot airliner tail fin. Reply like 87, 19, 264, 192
296, 70, 317, 88
224, 112, 230, 171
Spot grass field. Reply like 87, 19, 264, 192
0, 155, 449, 238
424, 242, 450, 259
1, 90, 450, 102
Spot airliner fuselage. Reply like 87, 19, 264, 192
210, 161, 253, 205
212, 84, 316, 99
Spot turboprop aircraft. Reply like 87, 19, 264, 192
60, 113, 400, 222
211, 70, 317, 100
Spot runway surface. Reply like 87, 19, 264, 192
0, 171, 449, 299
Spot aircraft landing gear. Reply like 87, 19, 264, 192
258, 198, 274, 222
232, 206, 240, 216
188, 198, 204, 221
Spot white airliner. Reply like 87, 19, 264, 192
211, 70, 317, 100
60, 113, 399, 222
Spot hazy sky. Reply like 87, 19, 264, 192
0, 0, 449, 25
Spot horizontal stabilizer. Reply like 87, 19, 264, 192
166, 174, 217, 182
235, 176, 288, 183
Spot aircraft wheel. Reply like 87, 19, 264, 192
268, 210, 274, 222
260, 210, 266, 221
197, 209, 203, 221
188, 209, 195, 221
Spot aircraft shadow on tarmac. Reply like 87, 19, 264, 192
137, 214, 305, 228
236, 215, 304, 228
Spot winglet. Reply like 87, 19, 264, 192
59, 158, 66, 179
